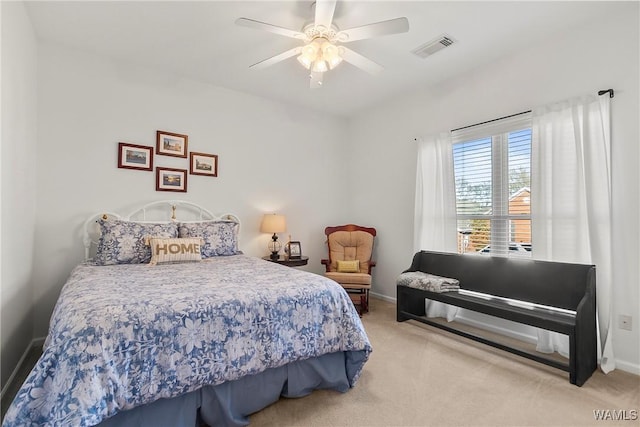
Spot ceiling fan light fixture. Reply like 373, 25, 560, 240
312, 59, 328, 73
297, 54, 313, 69
327, 55, 342, 70
297, 37, 342, 73
322, 41, 343, 69
237, 1, 409, 87
303, 42, 319, 57
298, 39, 324, 70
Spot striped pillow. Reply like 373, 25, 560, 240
147, 237, 203, 265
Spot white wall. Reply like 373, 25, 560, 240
348, 7, 640, 372
33, 43, 350, 336
0, 1, 38, 389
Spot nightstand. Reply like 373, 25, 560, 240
262, 255, 309, 267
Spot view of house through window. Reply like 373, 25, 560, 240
453, 124, 532, 257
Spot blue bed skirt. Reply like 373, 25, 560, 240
98, 350, 366, 427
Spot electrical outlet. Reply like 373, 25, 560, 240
619, 315, 632, 331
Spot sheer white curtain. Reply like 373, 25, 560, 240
414, 133, 458, 320
531, 94, 614, 372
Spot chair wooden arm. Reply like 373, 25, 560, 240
368, 260, 376, 275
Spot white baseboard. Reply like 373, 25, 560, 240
1, 336, 45, 400
370, 291, 396, 303
615, 359, 640, 376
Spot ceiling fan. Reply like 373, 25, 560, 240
236, 0, 409, 89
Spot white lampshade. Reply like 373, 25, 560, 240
260, 214, 286, 234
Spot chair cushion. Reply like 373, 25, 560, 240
337, 260, 360, 273
325, 272, 372, 286
328, 230, 374, 273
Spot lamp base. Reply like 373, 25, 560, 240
268, 233, 281, 261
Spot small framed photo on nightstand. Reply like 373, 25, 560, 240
285, 241, 302, 259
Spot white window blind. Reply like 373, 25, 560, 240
452, 112, 532, 257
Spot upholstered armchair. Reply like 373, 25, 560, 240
321, 224, 377, 315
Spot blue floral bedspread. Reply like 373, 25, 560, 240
3, 255, 371, 427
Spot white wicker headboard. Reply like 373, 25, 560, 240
83, 200, 240, 261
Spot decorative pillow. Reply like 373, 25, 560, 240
94, 219, 178, 265
396, 271, 460, 293
337, 260, 360, 273
147, 237, 203, 265
178, 221, 239, 257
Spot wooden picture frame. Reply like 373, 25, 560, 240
156, 167, 187, 192
190, 152, 218, 177
156, 130, 188, 158
117, 142, 153, 171
286, 241, 302, 259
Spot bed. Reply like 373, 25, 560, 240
3, 201, 371, 427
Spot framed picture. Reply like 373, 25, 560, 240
156, 167, 187, 192
117, 142, 153, 171
286, 241, 302, 259
156, 130, 188, 158
190, 152, 218, 177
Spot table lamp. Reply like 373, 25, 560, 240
260, 214, 286, 260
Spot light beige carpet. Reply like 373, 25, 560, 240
249, 298, 640, 426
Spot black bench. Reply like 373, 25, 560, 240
396, 250, 597, 386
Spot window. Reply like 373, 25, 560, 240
452, 113, 532, 257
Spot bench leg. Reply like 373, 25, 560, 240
571, 327, 597, 386
396, 286, 426, 322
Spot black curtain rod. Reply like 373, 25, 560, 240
451, 110, 531, 133
450, 88, 615, 133
598, 88, 615, 98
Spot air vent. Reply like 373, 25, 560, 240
412, 34, 456, 59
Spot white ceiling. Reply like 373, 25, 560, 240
24, 1, 627, 118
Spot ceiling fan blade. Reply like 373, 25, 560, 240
337, 17, 409, 42
236, 18, 305, 39
314, 0, 337, 29
250, 47, 301, 70
340, 47, 384, 75
309, 71, 324, 89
